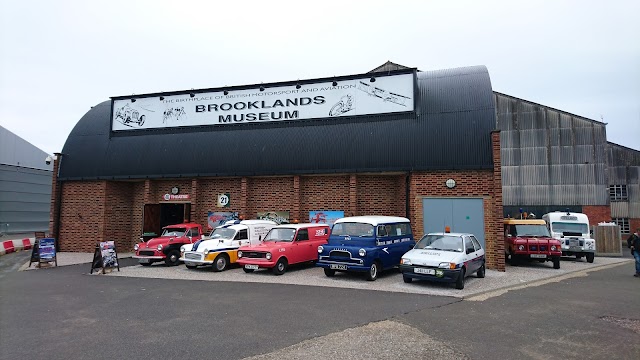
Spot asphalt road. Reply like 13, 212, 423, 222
0, 253, 638, 360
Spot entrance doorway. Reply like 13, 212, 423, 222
142, 203, 191, 240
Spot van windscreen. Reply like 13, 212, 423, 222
331, 222, 375, 237
551, 222, 589, 234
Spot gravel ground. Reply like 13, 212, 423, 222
103, 256, 631, 298
240, 320, 469, 360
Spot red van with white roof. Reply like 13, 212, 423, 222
236, 223, 330, 275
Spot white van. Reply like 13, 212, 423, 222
542, 211, 596, 263
179, 219, 277, 271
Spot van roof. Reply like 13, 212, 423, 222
503, 219, 546, 225
542, 212, 589, 221
334, 216, 410, 226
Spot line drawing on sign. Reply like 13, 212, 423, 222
114, 104, 147, 127
328, 94, 354, 117
357, 81, 411, 106
163, 106, 187, 123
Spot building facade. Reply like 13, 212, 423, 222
50, 65, 506, 270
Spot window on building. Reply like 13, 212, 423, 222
609, 185, 628, 201
612, 218, 630, 234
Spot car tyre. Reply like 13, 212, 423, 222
242, 267, 254, 273
323, 268, 336, 277
552, 257, 561, 269
509, 254, 519, 266
455, 268, 466, 290
403, 276, 413, 283
366, 261, 380, 281
586, 253, 595, 263
212, 253, 229, 272
477, 263, 485, 278
164, 250, 180, 266
272, 258, 288, 275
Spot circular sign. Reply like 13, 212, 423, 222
217, 193, 230, 207
163, 194, 171, 201
445, 179, 456, 189
171, 186, 179, 195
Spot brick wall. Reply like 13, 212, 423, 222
131, 182, 145, 244
300, 175, 351, 219
247, 177, 296, 220
356, 175, 406, 216
582, 205, 612, 226
196, 178, 243, 228
104, 182, 134, 251
152, 180, 193, 201
59, 181, 106, 252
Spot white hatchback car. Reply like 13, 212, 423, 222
399, 232, 485, 290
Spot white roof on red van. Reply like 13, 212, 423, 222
273, 223, 329, 229
334, 216, 410, 226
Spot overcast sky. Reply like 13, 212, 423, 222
1, 0, 638, 155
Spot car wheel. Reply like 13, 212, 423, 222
242, 267, 254, 273
455, 268, 466, 290
164, 250, 180, 266
366, 261, 380, 281
323, 268, 335, 277
212, 253, 229, 272
403, 276, 413, 283
477, 263, 485, 278
185, 264, 197, 270
510, 254, 519, 266
586, 253, 595, 263
140, 262, 152, 267
272, 258, 288, 275
552, 257, 561, 269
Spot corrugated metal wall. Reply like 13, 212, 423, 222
607, 143, 640, 218
0, 164, 52, 233
496, 92, 609, 208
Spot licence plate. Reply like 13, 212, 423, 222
530, 254, 547, 259
330, 264, 347, 270
569, 246, 582, 251
184, 261, 196, 266
139, 258, 150, 264
244, 264, 259, 270
414, 268, 435, 275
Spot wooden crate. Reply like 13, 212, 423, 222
594, 225, 622, 256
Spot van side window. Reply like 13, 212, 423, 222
185, 229, 192, 237
296, 229, 309, 241
470, 236, 481, 251
235, 229, 248, 240
191, 228, 200, 237
377, 225, 388, 237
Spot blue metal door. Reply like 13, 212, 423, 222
422, 198, 485, 248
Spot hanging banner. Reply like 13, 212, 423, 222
207, 211, 239, 229
111, 73, 415, 131
309, 211, 344, 226
257, 211, 290, 224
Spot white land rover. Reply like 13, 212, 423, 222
179, 219, 276, 271
542, 211, 595, 263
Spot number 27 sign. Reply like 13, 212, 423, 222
217, 193, 230, 208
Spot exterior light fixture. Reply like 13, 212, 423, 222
295, 83, 301, 89
445, 179, 456, 189
259, 86, 265, 91
159, 96, 164, 101
189, 93, 195, 98
131, 98, 136, 102
223, 90, 229, 95
370, 77, 376, 82
332, 80, 338, 86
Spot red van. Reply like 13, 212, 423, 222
236, 223, 330, 275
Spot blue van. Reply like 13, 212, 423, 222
316, 216, 414, 281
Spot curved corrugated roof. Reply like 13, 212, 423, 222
59, 66, 495, 180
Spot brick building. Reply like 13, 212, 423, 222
49, 64, 507, 270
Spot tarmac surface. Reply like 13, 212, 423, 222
1, 251, 639, 360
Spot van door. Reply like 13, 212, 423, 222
292, 228, 311, 263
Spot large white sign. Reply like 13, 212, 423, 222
111, 73, 414, 131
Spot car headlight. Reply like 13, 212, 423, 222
237, 251, 243, 258
266, 252, 272, 260
439, 262, 456, 269
204, 248, 209, 255
134, 244, 139, 251
318, 245, 324, 254
551, 245, 557, 251
157, 244, 163, 251
518, 245, 525, 251
358, 248, 366, 257
180, 246, 186, 252
401, 258, 411, 265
